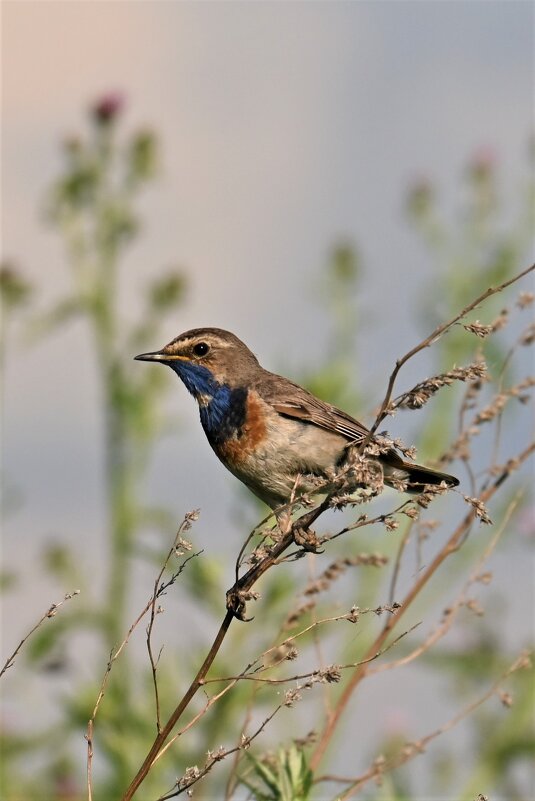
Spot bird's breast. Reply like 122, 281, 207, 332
207, 389, 347, 507
205, 388, 268, 459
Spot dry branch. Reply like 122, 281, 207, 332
310, 441, 534, 771
326, 651, 532, 800
368, 261, 534, 438
0, 589, 79, 678
118, 262, 534, 799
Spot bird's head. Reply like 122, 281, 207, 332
135, 328, 260, 401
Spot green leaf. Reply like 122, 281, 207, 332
148, 270, 187, 312
0, 263, 32, 309
28, 297, 84, 338
127, 130, 158, 182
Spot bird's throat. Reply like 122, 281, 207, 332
171, 361, 247, 443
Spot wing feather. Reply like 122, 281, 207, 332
256, 373, 369, 443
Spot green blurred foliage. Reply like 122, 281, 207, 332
299, 242, 362, 413
1, 98, 533, 801
240, 746, 313, 801
406, 143, 534, 457
237, 145, 534, 800
0, 261, 34, 563
0, 263, 32, 312
1, 96, 188, 800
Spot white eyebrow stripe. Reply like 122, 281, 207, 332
173, 336, 233, 350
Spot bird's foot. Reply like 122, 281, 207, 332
293, 526, 324, 554
225, 586, 260, 622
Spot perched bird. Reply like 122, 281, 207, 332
135, 328, 458, 510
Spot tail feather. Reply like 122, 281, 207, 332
382, 450, 459, 494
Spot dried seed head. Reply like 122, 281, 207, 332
520, 322, 535, 346
207, 746, 226, 762
499, 691, 513, 708
403, 506, 420, 519
490, 308, 509, 332
315, 665, 342, 684
463, 495, 493, 524
466, 598, 485, 616
284, 687, 302, 707
294, 730, 317, 747
283, 601, 315, 629
392, 438, 417, 459
416, 483, 449, 508
177, 765, 201, 789
464, 320, 494, 338
517, 290, 535, 309
391, 362, 488, 412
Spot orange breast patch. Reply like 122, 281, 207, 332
216, 391, 267, 466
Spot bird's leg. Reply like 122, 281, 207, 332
225, 586, 256, 622
275, 507, 324, 554
225, 529, 295, 620
292, 525, 324, 553
226, 497, 332, 620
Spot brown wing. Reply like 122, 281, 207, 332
256, 371, 370, 444
254, 371, 459, 489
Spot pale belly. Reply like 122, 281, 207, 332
213, 414, 348, 509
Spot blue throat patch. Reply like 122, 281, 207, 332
170, 361, 247, 443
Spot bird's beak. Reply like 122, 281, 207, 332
134, 350, 167, 362
134, 350, 187, 363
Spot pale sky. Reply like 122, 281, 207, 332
1, 1, 534, 793
3, 0, 532, 532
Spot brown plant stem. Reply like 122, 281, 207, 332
87, 527, 200, 800
369, 492, 521, 677
86, 720, 94, 801
368, 261, 534, 438
121, 609, 235, 801
310, 440, 534, 772
121, 263, 534, 798
120, 500, 330, 800
334, 651, 531, 800
0, 590, 79, 678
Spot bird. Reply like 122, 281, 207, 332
135, 328, 458, 511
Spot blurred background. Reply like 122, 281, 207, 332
1, 2, 534, 800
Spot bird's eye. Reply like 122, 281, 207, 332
193, 342, 210, 357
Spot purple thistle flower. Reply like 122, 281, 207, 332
468, 145, 497, 181
406, 176, 434, 217
91, 92, 125, 125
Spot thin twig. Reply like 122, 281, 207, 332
368, 262, 534, 438
146, 517, 202, 733
308, 554, 332, 718
310, 440, 534, 771
86, 720, 94, 801
121, 496, 343, 800
121, 609, 235, 801
121, 263, 534, 798
85, 514, 201, 801
157, 701, 286, 800
153, 679, 240, 765
369, 492, 522, 676
224, 693, 256, 801
324, 500, 412, 544
202, 607, 407, 686
0, 590, 80, 678
331, 650, 531, 799
203, 624, 418, 686
388, 518, 415, 605
156, 623, 417, 800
